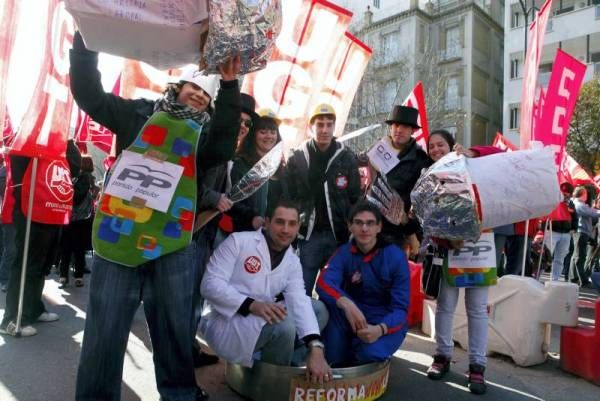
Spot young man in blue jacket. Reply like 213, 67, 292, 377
316, 201, 410, 366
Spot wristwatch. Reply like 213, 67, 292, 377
308, 340, 325, 350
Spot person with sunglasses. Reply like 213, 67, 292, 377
316, 201, 410, 366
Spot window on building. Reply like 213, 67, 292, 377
510, 58, 520, 79
445, 77, 459, 110
382, 80, 397, 113
445, 26, 461, 58
511, 11, 521, 28
381, 31, 401, 65
509, 107, 520, 130
373, 0, 381, 9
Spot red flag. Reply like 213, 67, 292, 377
75, 75, 122, 153
9, 1, 75, 158
0, 0, 19, 148
492, 132, 517, 152
594, 174, 600, 190
402, 82, 429, 151
535, 49, 586, 166
559, 154, 595, 188
2, 110, 14, 147
519, 0, 552, 149
242, 0, 353, 148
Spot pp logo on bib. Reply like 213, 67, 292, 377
244, 256, 262, 274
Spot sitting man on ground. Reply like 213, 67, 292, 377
317, 201, 410, 366
200, 199, 333, 382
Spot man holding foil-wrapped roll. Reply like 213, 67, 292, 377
369, 105, 431, 253
286, 104, 361, 295
69, 30, 241, 401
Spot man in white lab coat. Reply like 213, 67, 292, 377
200, 200, 333, 383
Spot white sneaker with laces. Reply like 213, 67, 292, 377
0, 321, 37, 337
37, 312, 59, 323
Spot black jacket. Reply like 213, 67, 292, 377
287, 140, 360, 243
69, 31, 240, 210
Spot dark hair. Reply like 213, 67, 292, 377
237, 116, 282, 165
266, 199, 300, 219
428, 129, 456, 151
164, 82, 214, 116
348, 201, 382, 224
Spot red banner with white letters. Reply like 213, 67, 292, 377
559, 153, 598, 190
492, 132, 517, 152
21, 157, 73, 225
9, 0, 75, 158
402, 82, 429, 151
0, 0, 19, 148
518, 0, 551, 149
535, 49, 586, 166
242, 0, 353, 148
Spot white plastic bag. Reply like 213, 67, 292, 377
65, 0, 209, 69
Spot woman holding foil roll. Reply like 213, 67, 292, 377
228, 109, 288, 231
423, 130, 497, 395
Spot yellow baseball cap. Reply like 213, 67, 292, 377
257, 108, 282, 126
309, 103, 336, 125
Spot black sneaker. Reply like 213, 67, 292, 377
427, 354, 451, 380
468, 364, 487, 395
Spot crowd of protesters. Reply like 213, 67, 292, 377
0, 31, 599, 401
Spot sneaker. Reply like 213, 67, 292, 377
468, 364, 487, 395
427, 354, 451, 380
0, 321, 37, 337
37, 312, 59, 323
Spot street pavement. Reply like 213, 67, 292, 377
0, 271, 598, 401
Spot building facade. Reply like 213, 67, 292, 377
341, 0, 504, 151
503, 0, 600, 146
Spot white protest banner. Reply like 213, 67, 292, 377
448, 232, 496, 269
105, 150, 184, 213
366, 138, 398, 175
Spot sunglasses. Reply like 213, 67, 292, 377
241, 118, 253, 128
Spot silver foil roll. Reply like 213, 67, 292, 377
410, 153, 481, 241
203, 0, 282, 74
229, 142, 283, 203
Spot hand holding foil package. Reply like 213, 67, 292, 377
203, 0, 282, 74
229, 142, 283, 202
411, 153, 481, 242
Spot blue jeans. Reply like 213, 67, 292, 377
299, 231, 338, 296
75, 241, 201, 401
548, 231, 571, 281
435, 280, 489, 366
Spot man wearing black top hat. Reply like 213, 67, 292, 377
376, 105, 431, 249
192, 93, 260, 367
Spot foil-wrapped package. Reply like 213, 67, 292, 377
366, 174, 407, 226
411, 153, 481, 241
229, 142, 283, 202
203, 0, 282, 74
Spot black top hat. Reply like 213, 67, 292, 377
240, 93, 259, 120
385, 105, 421, 128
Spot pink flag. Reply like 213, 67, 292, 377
0, 0, 19, 148
75, 75, 122, 153
492, 132, 517, 152
310, 32, 372, 138
9, 0, 75, 158
519, 0, 552, 149
402, 82, 429, 151
536, 49, 586, 166
242, 0, 353, 148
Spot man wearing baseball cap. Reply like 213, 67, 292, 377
287, 103, 361, 295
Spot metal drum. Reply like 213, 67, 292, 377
225, 359, 391, 401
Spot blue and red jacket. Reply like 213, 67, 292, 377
316, 239, 410, 335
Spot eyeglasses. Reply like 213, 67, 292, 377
240, 118, 253, 128
352, 219, 378, 228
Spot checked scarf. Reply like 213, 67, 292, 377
154, 87, 211, 125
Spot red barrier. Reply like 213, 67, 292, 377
560, 297, 600, 385
407, 262, 424, 327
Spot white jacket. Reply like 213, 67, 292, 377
199, 230, 320, 367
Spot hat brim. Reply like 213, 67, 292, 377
385, 120, 421, 129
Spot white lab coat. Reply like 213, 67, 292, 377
199, 230, 320, 367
